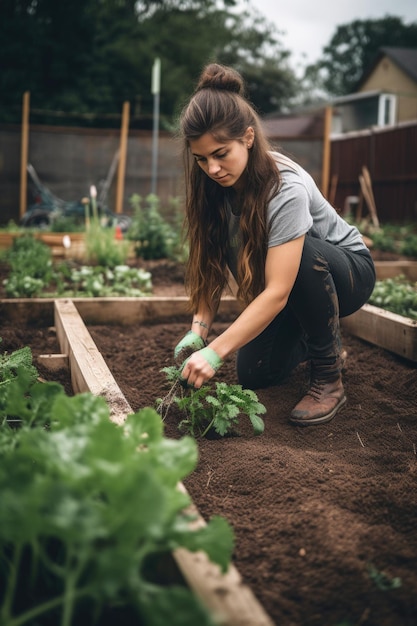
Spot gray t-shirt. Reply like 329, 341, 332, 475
227, 152, 366, 279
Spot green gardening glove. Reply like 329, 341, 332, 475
197, 347, 224, 372
180, 347, 224, 387
174, 331, 206, 363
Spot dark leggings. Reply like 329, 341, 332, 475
237, 236, 376, 389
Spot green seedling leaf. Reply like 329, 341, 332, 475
173, 515, 235, 575
160, 367, 267, 438
249, 413, 265, 435
139, 585, 218, 626
367, 563, 402, 591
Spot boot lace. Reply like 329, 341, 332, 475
306, 380, 326, 401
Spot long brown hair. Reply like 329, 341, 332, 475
179, 63, 280, 310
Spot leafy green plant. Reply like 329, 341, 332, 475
2, 233, 153, 298
369, 228, 397, 253
399, 233, 417, 257
49, 215, 85, 233
85, 221, 131, 267
3, 235, 54, 297
0, 221, 21, 232
369, 276, 417, 319
46, 264, 153, 298
343, 220, 417, 258
128, 194, 179, 260
0, 345, 234, 626
367, 563, 402, 591
158, 366, 266, 438
0, 342, 38, 417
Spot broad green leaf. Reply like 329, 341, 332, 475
249, 413, 265, 435
139, 586, 217, 626
175, 515, 235, 574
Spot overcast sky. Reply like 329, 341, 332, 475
249, 0, 417, 73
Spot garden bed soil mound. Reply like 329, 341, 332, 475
1, 257, 417, 625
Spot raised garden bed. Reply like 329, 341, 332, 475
0, 231, 86, 259
341, 257, 417, 362
374, 260, 417, 282
1, 294, 416, 625
341, 303, 417, 363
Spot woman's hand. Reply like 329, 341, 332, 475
180, 347, 223, 389
174, 330, 207, 363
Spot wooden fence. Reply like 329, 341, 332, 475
0, 123, 183, 225
329, 121, 417, 223
1, 115, 416, 226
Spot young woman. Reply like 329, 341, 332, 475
174, 63, 376, 426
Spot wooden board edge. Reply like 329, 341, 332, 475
374, 260, 417, 281
341, 303, 417, 362
0, 296, 242, 327
54, 299, 132, 425
37, 353, 69, 372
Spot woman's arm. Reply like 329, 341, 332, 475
181, 234, 305, 388
190, 306, 218, 342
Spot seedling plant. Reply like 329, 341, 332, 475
158, 366, 266, 438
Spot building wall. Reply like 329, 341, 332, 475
359, 57, 417, 123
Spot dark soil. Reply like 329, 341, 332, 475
1, 256, 417, 626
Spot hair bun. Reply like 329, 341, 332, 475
196, 63, 245, 96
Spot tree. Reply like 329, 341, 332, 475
216, 8, 298, 114
303, 15, 417, 97
0, 0, 299, 127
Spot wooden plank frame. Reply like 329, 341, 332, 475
374, 260, 417, 282
53, 299, 274, 626
341, 303, 417, 362
0, 296, 242, 328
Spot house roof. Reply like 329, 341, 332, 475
261, 111, 325, 138
358, 47, 417, 88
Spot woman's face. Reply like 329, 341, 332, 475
189, 128, 254, 191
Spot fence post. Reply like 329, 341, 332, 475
321, 105, 332, 200
115, 101, 130, 214
19, 91, 30, 219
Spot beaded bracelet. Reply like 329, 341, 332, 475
193, 320, 209, 330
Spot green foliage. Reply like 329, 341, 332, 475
0, 0, 297, 127
49, 215, 86, 233
158, 366, 266, 438
369, 229, 398, 253
369, 276, 417, 320
149, 5, 299, 116
399, 233, 417, 257
343, 221, 417, 258
367, 564, 402, 591
51, 264, 153, 298
0, 344, 37, 386
85, 221, 131, 267
2, 233, 153, 297
0, 344, 234, 626
0, 343, 38, 416
304, 16, 417, 97
3, 235, 54, 297
367, 223, 417, 257
0, 221, 21, 232
128, 194, 181, 260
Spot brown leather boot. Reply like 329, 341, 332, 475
290, 377, 346, 425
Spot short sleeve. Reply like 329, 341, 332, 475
268, 171, 313, 247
